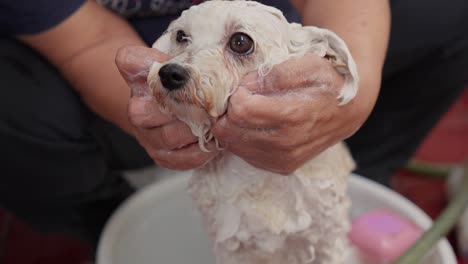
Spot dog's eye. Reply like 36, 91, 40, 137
229, 32, 254, 55
176, 30, 188, 43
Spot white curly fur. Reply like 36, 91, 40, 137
147, 1, 359, 263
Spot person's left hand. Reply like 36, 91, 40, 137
116, 46, 220, 170
212, 53, 368, 174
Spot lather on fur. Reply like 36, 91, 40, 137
147, 1, 359, 263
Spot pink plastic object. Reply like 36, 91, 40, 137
348, 209, 424, 263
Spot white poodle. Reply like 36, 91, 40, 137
147, 1, 359, 263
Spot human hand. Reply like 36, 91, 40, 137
212, 53, 369, 174
116, 46, 219, 170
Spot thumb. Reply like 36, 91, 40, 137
240, 53, 327, 95
115, 45, 170, 97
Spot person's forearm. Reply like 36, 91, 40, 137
60, 33, 144, 135
18, 1, 145, 135
292, 0, 390, 121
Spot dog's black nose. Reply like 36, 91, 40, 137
158, 63, 190, 91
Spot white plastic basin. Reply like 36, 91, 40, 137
97, 172, 457, 264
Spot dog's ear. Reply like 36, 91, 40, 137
287, 24, 359, 105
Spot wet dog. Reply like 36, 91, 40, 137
147, 1, 359, 263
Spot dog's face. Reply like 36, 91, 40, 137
147, 1, 357, 147
147, 1, 295, 143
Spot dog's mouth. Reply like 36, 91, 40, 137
164, 78, 209, 109
147, 55, 239, 121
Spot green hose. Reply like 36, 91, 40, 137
405, 160, 455, 178
393, 162, 468, 264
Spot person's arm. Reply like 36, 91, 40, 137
17, 1, 216, 168
17, 0, 145, 134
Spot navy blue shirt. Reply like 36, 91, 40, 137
0, 0, 299, 45
0, 0, 85, 35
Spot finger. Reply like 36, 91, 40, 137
135, 119, 198, 150
151, 141, 220, 170
225, 86, 324, 128
213, 115, 288, 150
115, 45, 170, 97
159, 121, 199, 150
128, 96, 173, 128
217, 114, 318, 152
241, 53, 342, 95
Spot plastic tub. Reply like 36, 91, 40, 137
97, 172, 457, 264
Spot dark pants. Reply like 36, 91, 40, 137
0, 38, 153, 245
347, 0, 468, 184
0, 0, 467, 246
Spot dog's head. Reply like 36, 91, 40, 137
147, 0, 358, 149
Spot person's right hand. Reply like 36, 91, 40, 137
116, 46, 219, 170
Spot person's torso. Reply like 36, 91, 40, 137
97, 0, 300, 45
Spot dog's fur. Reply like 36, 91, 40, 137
147, 1, 359, 263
